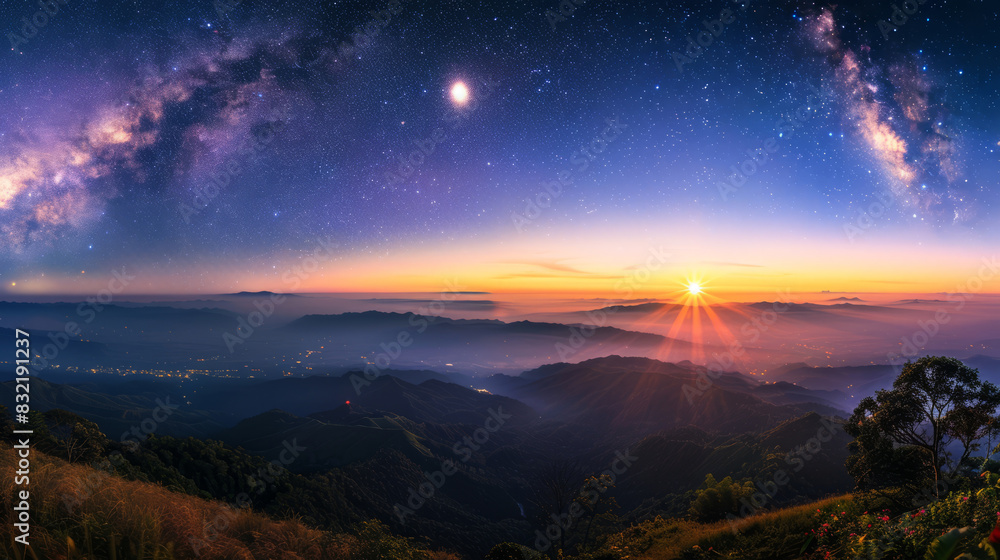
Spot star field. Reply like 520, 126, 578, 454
0, 0, 997, 293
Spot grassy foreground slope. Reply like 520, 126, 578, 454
562, 479, 1000, 560
0, 443, 457, 560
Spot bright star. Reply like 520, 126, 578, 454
450, 82, 470, 106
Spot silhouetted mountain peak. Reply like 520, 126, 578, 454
226, 291, 299, 297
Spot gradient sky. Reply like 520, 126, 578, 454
1, 0, 998, 296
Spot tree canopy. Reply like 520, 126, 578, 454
845, 356, 1000, 496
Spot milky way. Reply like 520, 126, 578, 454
0, 0, 996, 293
806, 8, 971, 223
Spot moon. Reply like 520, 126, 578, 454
450, 81, 470, 106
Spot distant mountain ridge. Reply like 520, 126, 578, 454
484, 356, 847, 439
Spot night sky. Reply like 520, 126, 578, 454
1, 0, 997, 295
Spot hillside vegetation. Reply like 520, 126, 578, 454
6, 355, 1000, 560
0, 443, 456, 560
11, 443, 1000, 560
547, 479, 1000, 560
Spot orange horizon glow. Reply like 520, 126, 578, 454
4, 226, 998, 297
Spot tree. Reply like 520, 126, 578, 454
351, 520, 427, 560
575, 472, 621, 552
845, 356, 1000, 496
687, 474, 754, 522
530, 459, 583, 553
844, 407, 928, 496
485, 542, 543, 560
29, 409, 108, 464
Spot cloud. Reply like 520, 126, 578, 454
493, 272, 623, 281
363, 298, 496, 306
698, 261, 764, 268
497, 260, 593, 275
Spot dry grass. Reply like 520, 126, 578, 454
598, 494, 857, 560
0, 444, 441, 560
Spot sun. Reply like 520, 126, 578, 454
450, 81, 470, 106
679, 275, 709, 302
